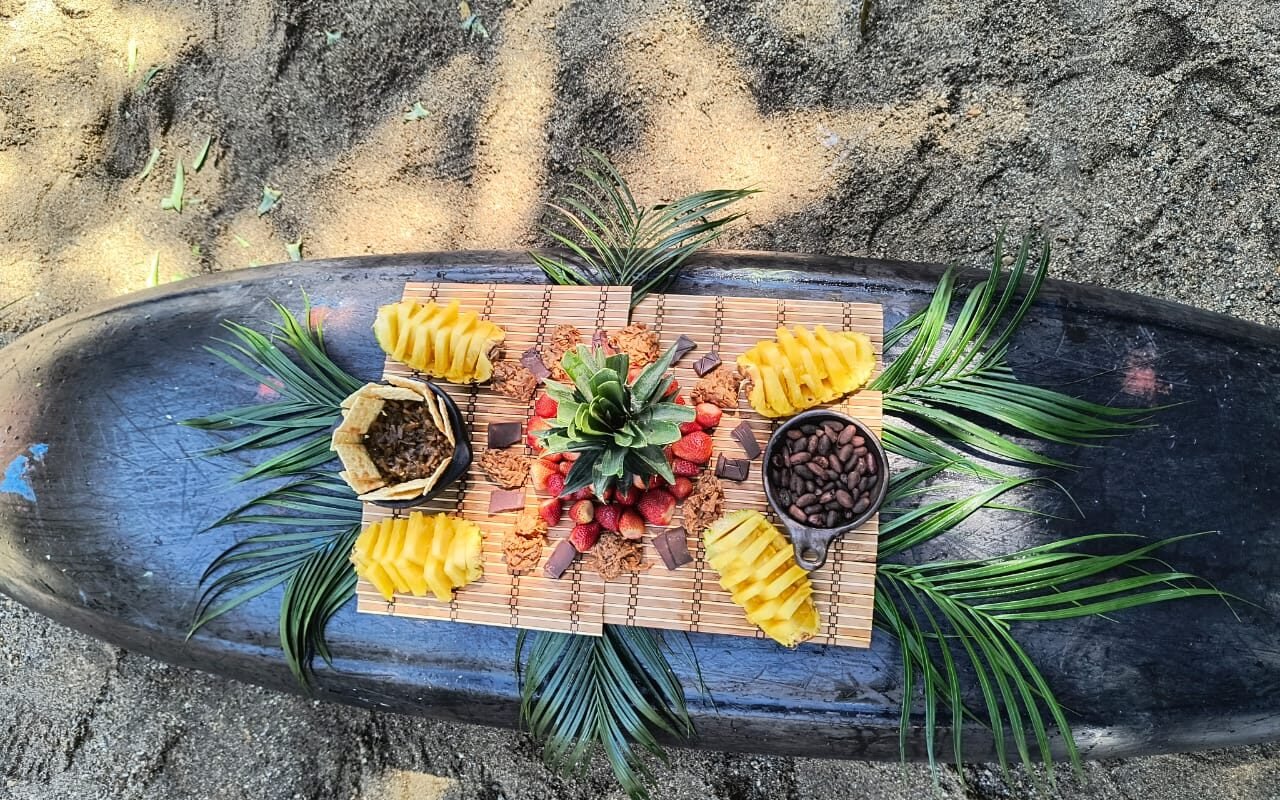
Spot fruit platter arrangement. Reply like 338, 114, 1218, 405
336, 282, 886, 648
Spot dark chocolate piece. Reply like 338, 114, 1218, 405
487, 421, 521, 450
714, 453, 750, 482
672, 334, 697, 363
543, 540, 577, 579
731, 420, 761, 459
693, 351, 722, 377
520, 348, 551, 381
488, 488, 526, 514
654, 527, 693, 570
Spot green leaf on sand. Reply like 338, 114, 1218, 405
403, 102, 430, 122
159, 160, 184, 212
138, 148, 161, 181
258, 185, 283, 216
192, 136, 213, 172
285, 237, 303, 262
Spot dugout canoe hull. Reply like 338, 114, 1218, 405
0, 250, 1276, 761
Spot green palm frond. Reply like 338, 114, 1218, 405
182, 297, 364, 482
184, 298, 367, 688
531, 150, 757, 307
873, 233, 1151, 473
517, 626, 692, 800
877, 533, 1230, 782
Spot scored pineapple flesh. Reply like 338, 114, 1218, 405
737, 323, 875, 417
704, 510, 820, 647
374, 298, 505, 384
351, 512, 484, 602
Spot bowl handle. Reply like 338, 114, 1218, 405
784, 521, 836, 571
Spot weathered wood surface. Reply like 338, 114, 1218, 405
0, 250, 1276, 761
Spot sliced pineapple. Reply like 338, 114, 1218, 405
704, 510, 820, 647
351, 512, 484, 602
736, 323, 875, 417
373, 298, 505, 384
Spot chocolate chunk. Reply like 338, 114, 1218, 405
653, 527, 693, 570
520, 348, 551, 381
487, 421, 522, 449
693, 351, 722, 377
714, 453, 750, 482
731, 420, 761, 459
488, 488, 526, 514
543, 540, 577, 579
672, 334, 697, 363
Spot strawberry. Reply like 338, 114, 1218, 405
546, 473, 566, 497
662, 378, 680, 398
671, 431, 713, 465
674, 395, 687, 405
637, 488, 676, 526
679, 420, 703, 435
569, 521, 601, 552
694, 402, 723, 429
671, 457, 701, 478
565, 487, 594, 503
526, 416, 551, 449
633, 474, 648, 490
533, 393, 558, 419
531, 459, 558, 491
627, 364, 642, 383
601, 486, 616, 503
558, 460, 572, 476
670, 476, 694, 500
568, 499, 595, 525
538, 497, 564, 526
595, 503, 623, 532
615, 484, 641, 506
562, 450, 580, 462
543, 452, 565, 464
618, 509, 646, 540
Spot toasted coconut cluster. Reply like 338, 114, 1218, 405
331, 376, 457, 501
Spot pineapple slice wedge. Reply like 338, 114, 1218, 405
737, 323, 875, 417
704, 510, 820, 647
351, 512, 484, 602
374, 298, 506, 384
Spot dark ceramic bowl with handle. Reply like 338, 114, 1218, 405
368, 381, 473, 509
761, 409, 889, 571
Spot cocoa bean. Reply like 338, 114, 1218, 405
816, 436, 832, 455
786, 429, 804, 440
789, 451, 811, 465
796, 493, 817, 507
818, 491, 834, 504
826, 510, 838, 527
794, 464, 814, 480
808, 463, 827, 480
853, 496, 870, 514
788, 504, 806, 520
838, 426, 855, 445
852, 435, 865, 447
807, 513, 825, 527
838, 443, 854, 462
836, 489, 853, 508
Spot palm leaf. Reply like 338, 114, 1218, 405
531, 150, 757, 307
517, 626, 692, 799
877, 533, 1230, 781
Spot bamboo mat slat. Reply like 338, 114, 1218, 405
355, 284, 883, 649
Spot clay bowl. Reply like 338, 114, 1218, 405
367, 382, 472, 509
761, 409, 889, 571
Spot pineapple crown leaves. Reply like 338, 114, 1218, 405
537, 341, 694, 496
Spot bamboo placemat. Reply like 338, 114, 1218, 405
603, 295, 882, 648
356, 283, 633, 635
355, 284, 883, 648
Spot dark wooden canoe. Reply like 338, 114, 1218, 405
1, 251, 1277, 762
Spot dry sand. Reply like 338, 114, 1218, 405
2, 0, 1279, 797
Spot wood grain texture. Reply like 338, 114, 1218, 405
357, 285, 883, 648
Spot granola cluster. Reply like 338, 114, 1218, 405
588, 531, 647, 581
477, 449, 530, 489
490, 360, 539, 402
690, 366, 743, 409
544, 324, 583, 382
503, 507, 548, 573
608, 323, 660, 369
681, 470, 725, 538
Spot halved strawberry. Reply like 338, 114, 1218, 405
533, 393, 558, 419
546, 473, 566, 497
662, 378, 680, 398
538, 497, 564, 526
618, 509, 646, 540
569, 521, 601, 552
669, 476, 694, 500
531, 459, 558, 491
615, 484, 641, 506
526, 417, 552, 449
671, 431, 713, 465
679, 420, 703, 435
568, 499, 595, 525
595, 503, 623, 532
637, 488, 676, 526
694, 402, 723, 429
671, 457, 701, 478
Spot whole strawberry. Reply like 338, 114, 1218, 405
618, 509, 646, 540
671, 431, 713, 465
569, 521, 602, 552
596, 503, 623, 532
637, 488, 676, 526
538, 497, 564, 526
568, 499, 595, 525
533, 393, 558, 419
671, 457, 701, 478
694, 402, 723, 429
669, 476, 694, 500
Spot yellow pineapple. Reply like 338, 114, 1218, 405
374, 298, 506, 383
703, 510, 820, 647
351, 512, 484, 602
736, 324, 875, 417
